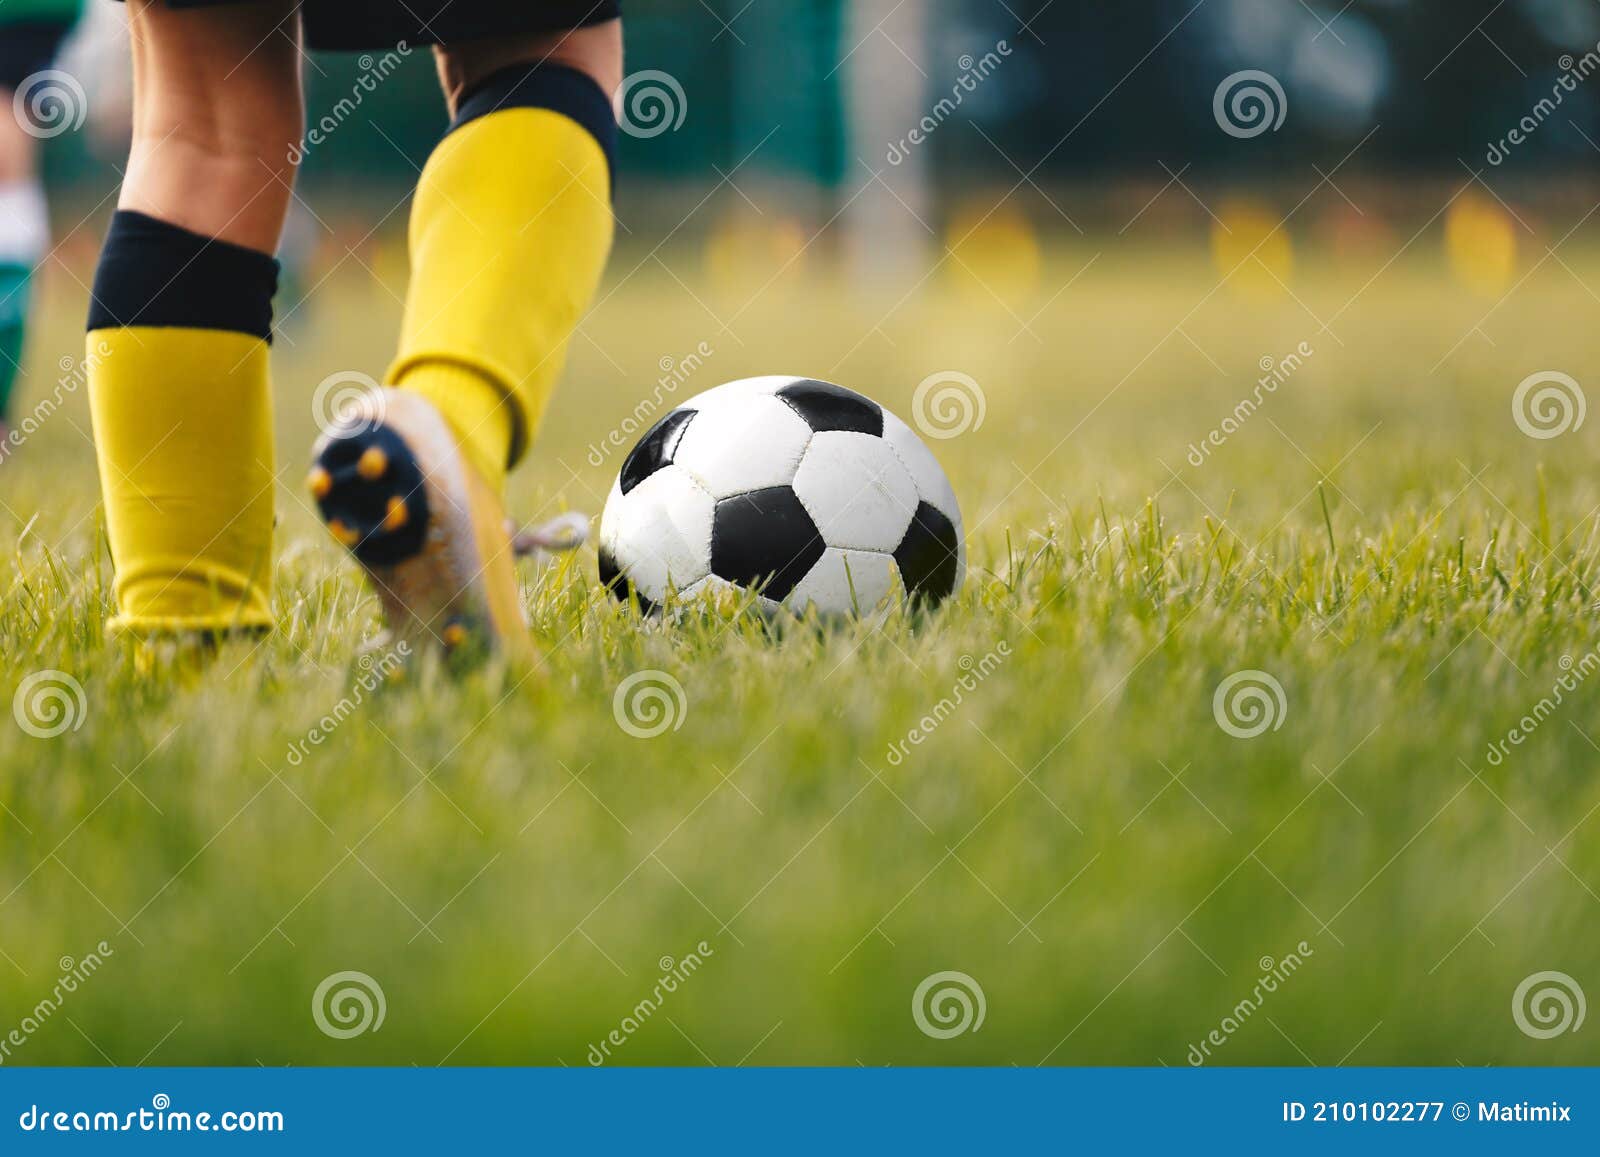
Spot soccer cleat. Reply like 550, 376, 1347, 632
308, 387, 530, 660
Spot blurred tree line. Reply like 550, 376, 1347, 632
42, 0, 1600, 194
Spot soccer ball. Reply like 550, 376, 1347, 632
598, 376, 964, 615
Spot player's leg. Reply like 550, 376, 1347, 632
0, 14, 79, 446
309, 17, 619, 656
410, 20, 621, 485
88, 0, 301, 634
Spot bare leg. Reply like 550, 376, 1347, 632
434, 20, 623, 117
120, 0, 302, 252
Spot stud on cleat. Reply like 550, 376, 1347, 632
357, 445, 388, 480
383, 496, 409, 531
442, 621, 467, 648
307, 466, 332, 499
328, 518, 360, 547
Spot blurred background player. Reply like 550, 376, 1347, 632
86, 1, 620, 653
0, 0, 84, 447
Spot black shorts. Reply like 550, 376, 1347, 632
0, 21, 75, 91
141, 1, 619, 52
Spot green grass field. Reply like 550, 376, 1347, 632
3, 213, 1599, 1066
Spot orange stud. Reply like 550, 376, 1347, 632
327, 518, 360, 547
357, 446, 388, 480
442, 623, 467, 648
383, 496, 409, 531
307, 466, 332, 499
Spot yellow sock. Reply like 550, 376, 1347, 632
86, 211, 279, 635
88, 329, 275, 633
389, 65, 616, 493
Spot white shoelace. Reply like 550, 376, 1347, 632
509, 511, 590, 558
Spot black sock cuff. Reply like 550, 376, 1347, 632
87, 211, 279, 341
451, 63, 617, 188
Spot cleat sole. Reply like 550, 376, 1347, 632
310, 423, 430, 567
309, 388, 532, 660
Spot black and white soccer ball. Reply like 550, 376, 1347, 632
598, 376, 964, 615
